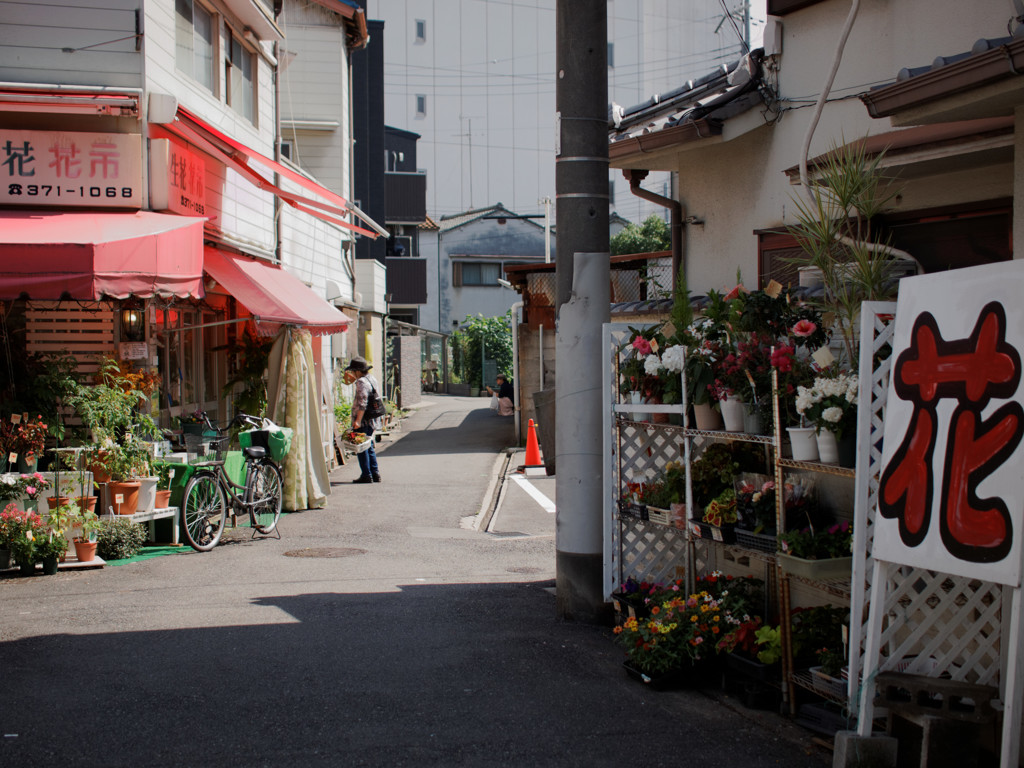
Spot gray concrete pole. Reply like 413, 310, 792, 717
555, 0, 611, 623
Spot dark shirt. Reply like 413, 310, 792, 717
497, 381, 514, 400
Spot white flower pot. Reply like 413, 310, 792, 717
816, 429, 840, 464
629, 391, 645, 422
787, 426, 819, 462
720, 395, 745, 432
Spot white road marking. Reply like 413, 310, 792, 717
511, 475, 556, 514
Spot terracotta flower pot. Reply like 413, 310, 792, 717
75, 496, 98, 513
107, 480, 141, 515
154, 489, 172, 509
74, 540, 98, 563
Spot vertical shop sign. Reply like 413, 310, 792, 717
0, 130, 142, 207
149, 138, 207, 216
875, 261, 1024, 586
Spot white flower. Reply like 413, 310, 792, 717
822, 406, 843, 423
661, 345, 687, 373
644, 354, 664, 375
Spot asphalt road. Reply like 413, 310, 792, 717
0, 395, 829, 767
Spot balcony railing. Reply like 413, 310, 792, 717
385, 172, 427, 223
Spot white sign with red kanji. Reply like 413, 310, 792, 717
149, 138, 207, 216
875, 261, 1024, 586
0, 130, 142, 207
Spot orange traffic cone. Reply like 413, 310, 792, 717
524, 419, 544, 467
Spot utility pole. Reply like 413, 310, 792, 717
554, 0, 610, 623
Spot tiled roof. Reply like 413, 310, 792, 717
608, 49, 767, 147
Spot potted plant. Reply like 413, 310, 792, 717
13, 415, 48, 473
795, 369, 859, 466
66, 357, 159, 515
778, 520, 853, 580
34, 522, 68, 575
3, 502, 43, 575
66, 502, 101, 562
153, 462, 174, 509
614, 585, 736, 688
18, 472, 51, 512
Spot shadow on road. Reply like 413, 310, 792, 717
0, 581, 828, 766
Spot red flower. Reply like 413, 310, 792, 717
792, 319, 817, 337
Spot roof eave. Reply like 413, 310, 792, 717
861, 38, 1024, 118
609, 118, 722, 165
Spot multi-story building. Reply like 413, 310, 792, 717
364, 0, 765, 225
0, 0, 382, 443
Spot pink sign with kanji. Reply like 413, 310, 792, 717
876, 261, 1024, 586
0, 130, 142, 207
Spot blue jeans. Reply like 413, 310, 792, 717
356, 424, 379, 479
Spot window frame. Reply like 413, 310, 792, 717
415, 94, 427, 117
175, 0, 217, 94
415, 19, 426, 43
225, 26, 257, 124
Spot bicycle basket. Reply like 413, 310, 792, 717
240, 426, 292, 462
187, 433, 229, 464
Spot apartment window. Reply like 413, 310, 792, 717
415, 19, 426, 42
175, 0, 215, 92
280, 140, 292, 160
226, 28, 255, 122
607, 42, 614, 68
415, 94, 427, 117
452, 262, 501, 287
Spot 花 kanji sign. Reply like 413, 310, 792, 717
876, 262, 1024, 586
0, 130, 142, 207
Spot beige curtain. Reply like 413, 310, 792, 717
266, 328, 330, 511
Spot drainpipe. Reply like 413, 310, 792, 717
510, 300, 523, 444
623, 168, 684, 281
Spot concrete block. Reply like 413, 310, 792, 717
832, 730, 897, 768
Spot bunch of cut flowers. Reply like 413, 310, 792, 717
734, 473, 776, 533
345, 430, 368, 444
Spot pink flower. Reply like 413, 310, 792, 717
26, 486, 36, 496
631, 337, 652, 356
792, 319, 817, 337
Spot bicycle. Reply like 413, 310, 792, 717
180, 412, 284, 551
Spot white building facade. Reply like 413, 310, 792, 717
0, 0, 378, 430
365, 0, 765, 226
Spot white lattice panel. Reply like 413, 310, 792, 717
619, 517, 689, 586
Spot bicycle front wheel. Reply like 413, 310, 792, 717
182, 472, 227, 551
247, 460, 283, 534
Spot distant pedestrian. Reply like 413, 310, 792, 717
344, 356, 383, 483
486, 374, 514, 416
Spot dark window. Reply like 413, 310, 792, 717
453, 262, 501, 286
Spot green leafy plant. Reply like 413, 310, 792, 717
754, 625, 784, 665
222, 328, 274, 417
790, 605, 848, 662
450, 313, 513, 389
789, 139, 906, 366
95, 516, 146, 560
610, 214, 671, 256
66, 504, 100, 543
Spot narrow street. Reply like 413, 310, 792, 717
0, 395, 827, 767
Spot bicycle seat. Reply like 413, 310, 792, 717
243, 446, 266, 460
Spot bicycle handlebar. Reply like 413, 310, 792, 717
196, 411, 265, 434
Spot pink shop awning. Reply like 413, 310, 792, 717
0, 210, 205, 300
203, 248, 352, 336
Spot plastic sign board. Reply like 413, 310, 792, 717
875, 261, 1024, 586
149, 138, 207, 216
0, 130, 142, 206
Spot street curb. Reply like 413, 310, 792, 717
475, 448, 515, 531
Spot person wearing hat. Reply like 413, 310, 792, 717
343, 356, 382, 483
